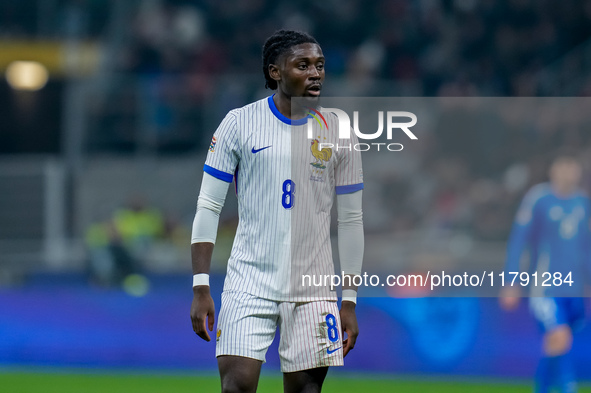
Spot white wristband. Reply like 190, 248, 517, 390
342, 288, 357, 304
193, 273, 209, 287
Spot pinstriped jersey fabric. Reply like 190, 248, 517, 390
204, 95, 363, 301
288, 103, 363, 300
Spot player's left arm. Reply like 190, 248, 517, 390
334, 128, 364, 357
337, 189, 363, 357
584, 198, 591, 300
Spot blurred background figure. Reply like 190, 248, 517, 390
85, 217, 135, 287
501, 155, 591, 393
85, 196, 164, 287
111, 196, 164, 257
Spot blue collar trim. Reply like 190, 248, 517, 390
267, 95, 310, 126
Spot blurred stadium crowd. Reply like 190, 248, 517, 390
4, 0, 591, 95
1, 0, 591, 274
119, 0, 591, 95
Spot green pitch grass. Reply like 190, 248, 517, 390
1, 371, 590, 393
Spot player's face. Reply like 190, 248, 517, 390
275, 43, 325, 98
550, 159, 582, 192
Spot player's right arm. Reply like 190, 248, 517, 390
500, 186, 541, 310
190, 112, 240, 341
191, 243, 215, 341
190, 173, 231, 341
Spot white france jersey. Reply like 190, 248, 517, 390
204, 95, 363, 301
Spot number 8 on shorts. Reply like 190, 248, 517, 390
326, 314, 339, 343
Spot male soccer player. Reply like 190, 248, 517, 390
500, 155, 591, 393
190, 30, 364, 393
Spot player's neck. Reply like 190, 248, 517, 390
273, 92, 307, 121
551, 183, 577, 198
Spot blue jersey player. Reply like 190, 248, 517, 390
500, 155, 591, 393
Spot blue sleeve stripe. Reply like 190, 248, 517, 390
336, 183, 364, 195
204, 164, 233, 183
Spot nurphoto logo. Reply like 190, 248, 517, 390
306, 107, 418, 152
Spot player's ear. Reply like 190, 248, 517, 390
268, 63, 281, 83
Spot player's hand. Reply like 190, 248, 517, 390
191, 286, 215, 341
339, 301, 358, 357
499, 286, 521, 311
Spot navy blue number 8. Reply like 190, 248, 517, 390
282, 179, 295, 209
326, 314, 339, 342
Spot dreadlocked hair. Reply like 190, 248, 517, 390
262, 30, 319, 90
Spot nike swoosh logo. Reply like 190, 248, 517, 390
252, 145, 272, 154
327, 347, 342, 355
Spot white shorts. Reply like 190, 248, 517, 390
215, 291, 344, 373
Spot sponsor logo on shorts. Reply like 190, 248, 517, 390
326, 346, 342, 355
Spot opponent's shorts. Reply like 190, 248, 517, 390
529, 297, 585, 333
215, 290, 344, 372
